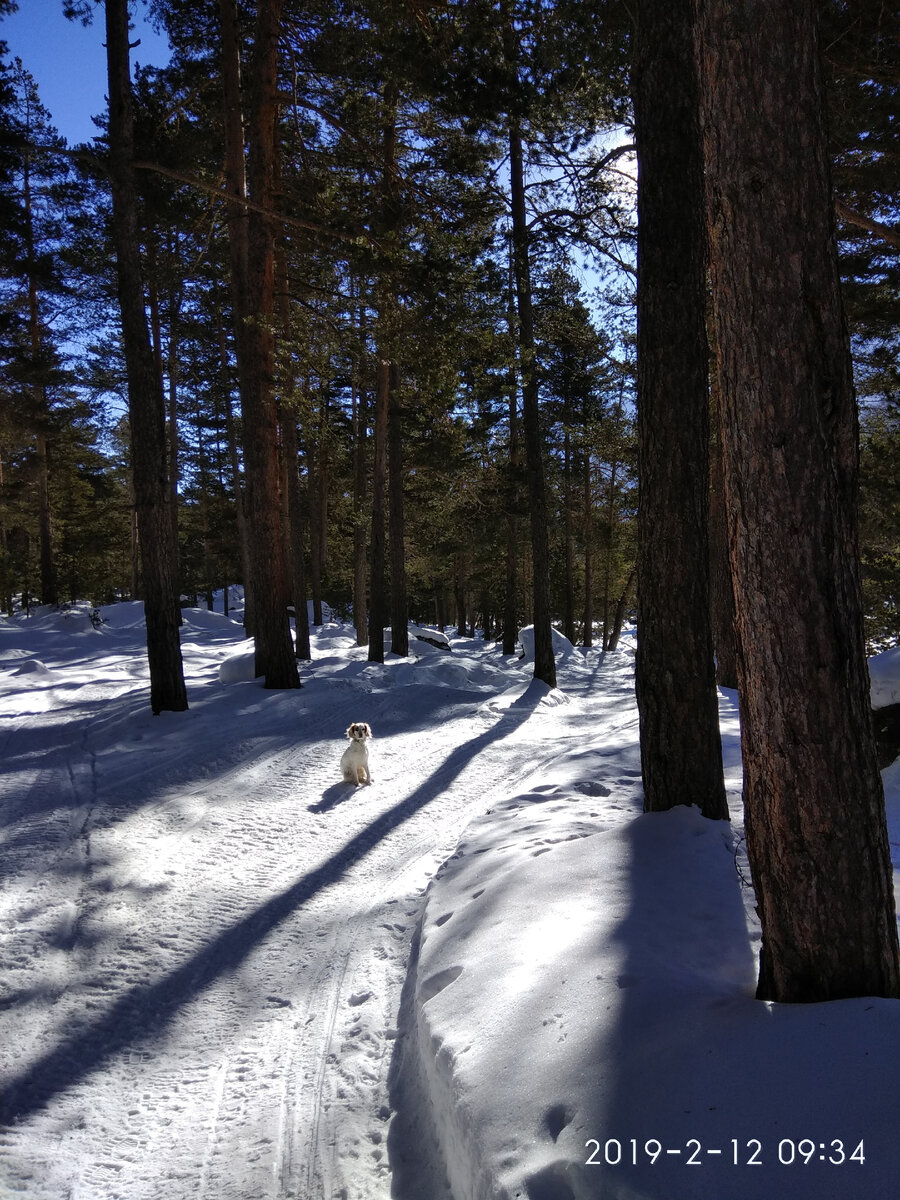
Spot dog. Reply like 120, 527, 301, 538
340, 722, 373, 785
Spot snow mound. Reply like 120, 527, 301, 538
218, 648, 259, 684
10, 659, 54, 677
412, 780, 899, 1200
870, 645, 900, 709
518, 623, 579, 665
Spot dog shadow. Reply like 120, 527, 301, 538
308, 782, 357, 814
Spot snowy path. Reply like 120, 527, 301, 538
0, 608, 569, 1199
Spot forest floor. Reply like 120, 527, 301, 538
1, 603, 898, 1200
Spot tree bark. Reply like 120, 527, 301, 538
388, 361, 409, 656
581, 424, 593, 647
502, 259, 520, 655
697, 0, 900, 1000
509, 120, 556, 688
239, 0, 298, 688
633, 0, 726, 818
368, 352, 389, 662
23, 148, 58, 607
368, 81, 399, 664
104, 0, 186, 714
352, 345, 369, 648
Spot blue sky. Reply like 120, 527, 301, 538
1, 0, 170, 145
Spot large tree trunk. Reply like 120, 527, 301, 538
632, 0, 726, 818
697, 0, 900, 1000
509, 120, 556, 689
104, 0, 186, 715
237, 0, 298, 688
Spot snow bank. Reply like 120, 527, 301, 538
518, 623, 581, 666
412, 756, 900, 1200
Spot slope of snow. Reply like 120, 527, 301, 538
1, 604, 898, 1199
412, 645, 900, 1199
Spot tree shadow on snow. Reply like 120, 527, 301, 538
0, 690, 543, 1127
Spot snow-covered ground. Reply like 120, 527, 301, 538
1, 601, 898, 1200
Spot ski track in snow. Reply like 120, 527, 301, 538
0, 614, 612, 1200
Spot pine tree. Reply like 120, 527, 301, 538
697, 0, 900, 1000
632, 0, 727, 820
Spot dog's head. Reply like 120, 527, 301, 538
346, 722, 372, 742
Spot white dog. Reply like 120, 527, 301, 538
340, 722, 373, 785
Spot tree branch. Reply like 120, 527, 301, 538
835, 199, 900, 250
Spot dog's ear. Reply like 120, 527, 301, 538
345, 725, 354, 740
363, 723, 372, 738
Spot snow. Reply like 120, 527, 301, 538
870, 644, 900, 709
1, 604, 898, 1199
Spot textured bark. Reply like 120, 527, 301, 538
240, 0, 298, 689
105, 0, 186, 715
24, 155, 57, 607
279, 410, 310, 660
388, 361, 408, 656
509, 120, 556, 688
352, 371, 369, 648
708, 415, 739, 690
368, 82, 399, 664
368, 354, 389, 662
217, 316, 252, 630
582, 428, 593, 648
697, 0, 900, 1000
502, 268, 520, 656
633, 0, 726, 818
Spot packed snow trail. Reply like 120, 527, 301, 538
0, 606, 578, 1199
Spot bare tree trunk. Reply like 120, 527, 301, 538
388, 361, 408, 656
368, 352, 389, 662
607, 566, 635, 652
352, 355, 369, 647
104, 0, 186, 714
368, 81, 399, 664
218, 316, 252, 630
582, 434, 593, 647
280, 408, 310, 660
697, 0, 900, 1000
562, 424, 575, 644
502, 259, 520, 656
632, 0, 726, 818
23, 153, 57, 606
238, 0, 298, 688
509, 120, 556, 688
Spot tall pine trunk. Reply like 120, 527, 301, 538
502, 263, 520, 656
218, 0, 253, 634
368, 81, 399, 663
697, 0, 900, 1000
632, 0, 726, 819
104, 0, 186, 715
509, 120, 556, 688
368, 354, 389, 661
352, 357, 369, 648
24, 153, 57, 607
388, 361, 408, 656
237, 0, 297, 688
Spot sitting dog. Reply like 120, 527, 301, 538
340, 722, 373, 785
